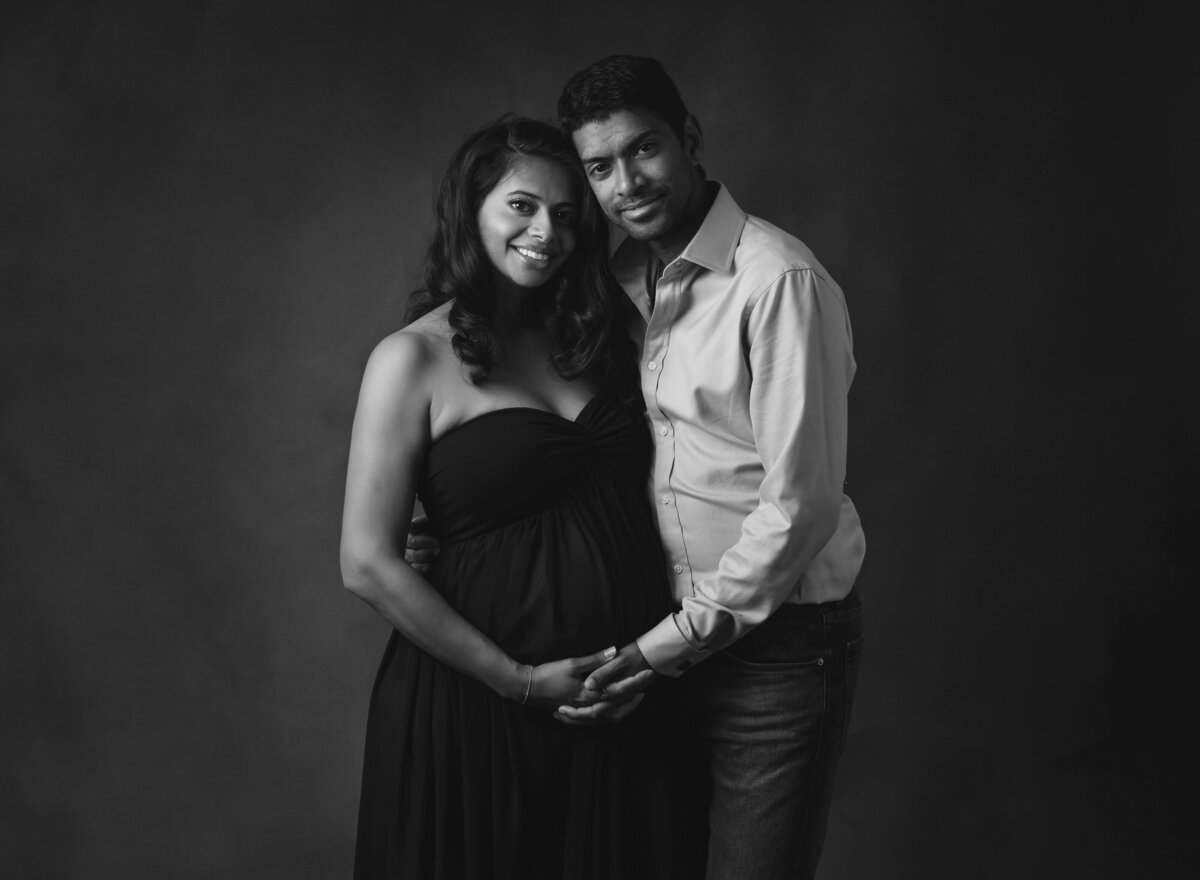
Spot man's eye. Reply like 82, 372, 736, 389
588, 164, 610, 179
637, 141, 657, 155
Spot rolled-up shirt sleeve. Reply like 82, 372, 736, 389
637, 268, 855, 675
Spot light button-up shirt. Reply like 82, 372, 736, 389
611, 185, 867, 676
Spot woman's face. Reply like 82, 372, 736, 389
476, 156, 579, 294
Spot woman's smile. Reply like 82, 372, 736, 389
513, 244, 555, 266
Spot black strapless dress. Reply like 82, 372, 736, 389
353, 395, 690, 879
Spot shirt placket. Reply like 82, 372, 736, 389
642, 261, 695, 601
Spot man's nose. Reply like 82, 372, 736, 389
614, 162, 644, 197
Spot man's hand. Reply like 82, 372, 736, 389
585, 641, 657, 699
554, 693, 646, 726
404, 513, 440, 574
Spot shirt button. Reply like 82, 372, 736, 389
658, 425, 669, 436
647, 361, 657, 371
673, 563, 683, 574
660, 494, 670, 505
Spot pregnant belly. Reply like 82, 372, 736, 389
431, 513, 654, 664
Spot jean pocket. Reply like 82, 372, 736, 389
721, 642, 828, 671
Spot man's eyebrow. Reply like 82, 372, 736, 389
579, 129, 659, 166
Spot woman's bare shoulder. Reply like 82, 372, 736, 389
404, 301, 454, 342
368, 304, 454, 375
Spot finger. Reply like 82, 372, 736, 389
587, 641, 653, 691
600, 669, 656, 699
410, 562, 431, 575
405, 547, 438, 563
602, 693, 646, 721
410, 513, 430, 533
583, 656, 627, 692
558, 693, 645, 723
406, 534, 439, 550
552, 711, 598, 727
577, 646, 618, 685
567, 688, 609, 708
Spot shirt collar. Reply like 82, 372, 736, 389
678, 183, 745, 273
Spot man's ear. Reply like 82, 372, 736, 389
683, 114, 704, 165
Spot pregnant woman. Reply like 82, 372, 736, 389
340, 116, 688, 879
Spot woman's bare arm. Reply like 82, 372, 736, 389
339, 331, 610, 706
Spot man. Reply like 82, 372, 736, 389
553, 56, 866, 879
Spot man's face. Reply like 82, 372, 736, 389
571, 107, 704, 244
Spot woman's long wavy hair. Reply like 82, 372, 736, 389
407, 115, 638, 401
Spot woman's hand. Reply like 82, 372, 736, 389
524, 646, 618, 708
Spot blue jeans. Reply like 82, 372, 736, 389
685, 590, 864, 880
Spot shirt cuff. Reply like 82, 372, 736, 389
636, 613, 711, 677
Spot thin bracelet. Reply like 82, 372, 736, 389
519, 664, 533, 705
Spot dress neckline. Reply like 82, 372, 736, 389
429, 395, 603, 452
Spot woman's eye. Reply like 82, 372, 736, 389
508, 199, 532, 212
556, 211, 578, 226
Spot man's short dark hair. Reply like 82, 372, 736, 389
558, 55, 691, 143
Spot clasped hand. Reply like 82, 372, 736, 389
526, 642, 657, 728
548, 642, 658, 727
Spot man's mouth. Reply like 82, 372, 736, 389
619, 195, 663, 218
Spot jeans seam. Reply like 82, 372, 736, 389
840, 634, 864, 757
795, 660, 826, 866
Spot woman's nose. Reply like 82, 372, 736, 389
529, 210, 556, 242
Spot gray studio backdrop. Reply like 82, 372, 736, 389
3, 2, 1193, 878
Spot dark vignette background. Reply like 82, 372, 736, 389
2, 1, 1195, 877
